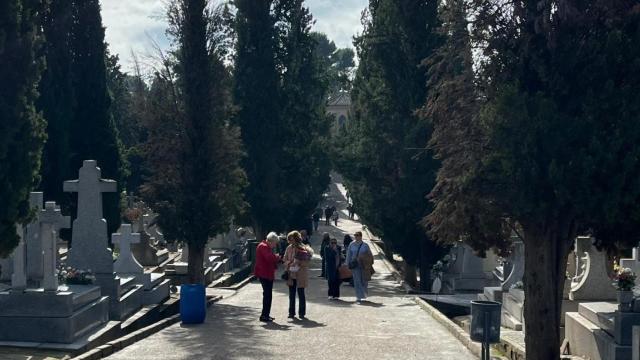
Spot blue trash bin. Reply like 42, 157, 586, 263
180, 284, 206, 324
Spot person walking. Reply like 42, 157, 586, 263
346, 231, 374, 303
319, 232, 330, 278
253, 232, 281, 322
332, 210, 339, 226
343, 234, 353, 255
324, 206, 331, 226
283, 231, 313, 319
312, 211, 320, 231
301, 229, 310, 245
325, 238, 343, 299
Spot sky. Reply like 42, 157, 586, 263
101, 0, 368, 71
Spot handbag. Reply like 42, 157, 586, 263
348, 242, 364, 269
281, 271, 289, 281
338, 264, 352, 280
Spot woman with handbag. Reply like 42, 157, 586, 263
346, 231, 374, 303
283, 231, 313, 319
325, 238, 343, 299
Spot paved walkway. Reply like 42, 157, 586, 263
105, 178, 476, 360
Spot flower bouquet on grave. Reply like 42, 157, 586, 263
613, 266, 636, 312
57, 265, 96, 285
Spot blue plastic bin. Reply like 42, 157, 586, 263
180, 284, 206, 324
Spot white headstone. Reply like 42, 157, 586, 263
11, 224, 26, 291
39, 202, 71, 291
64, 160, 117, 274
113, 224, 143, 275
25, 192, 44, 281
570, 236, 615, 301
621, 247, 640, 276
502, 240, 524, 291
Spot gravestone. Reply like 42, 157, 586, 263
0, 200, 109, 344
570, 236, 615, 301
131, 214, 168, 266
25, 192, 45, 282
442, 243, 490, 292
621, 247, 640, 276
113, 224, 142, 276
39, 202, 71, 291
11, 224, 27, 291
113, 224, 169, 305
0, 256, 11, 281
64, 160, 116, 274
64, 160, 143, 320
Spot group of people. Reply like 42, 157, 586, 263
253, 230, 374, 323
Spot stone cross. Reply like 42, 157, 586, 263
11, 224, 26, 291
39, 202, 70, 291
25, 192, 44, 281
620, 247, 640, 276
64, 160, 117, 274
113, 224, 143, 275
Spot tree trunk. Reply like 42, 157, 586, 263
522, 221, 574, 360
187, 242, 205, 285
404, 263, 418, 288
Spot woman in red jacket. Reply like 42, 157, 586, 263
254, 232, 281, 322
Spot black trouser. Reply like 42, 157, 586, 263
328, 276, 340, 298
288, 279, 306, 317
259, 278, 273, 318
321, 256, 326, 277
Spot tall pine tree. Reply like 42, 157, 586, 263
69, 0, 124, 236
142, 0, 246, 284
276, 0, 331, 231
233, 0, 287, 240
336, 0, 444, 288
426, 0, 640, 357
38, 0, 74, 217
0, 0, 47, 256
38, 0, 124, 237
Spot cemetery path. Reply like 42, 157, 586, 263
104, 176, 476, 360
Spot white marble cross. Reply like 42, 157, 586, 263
39, 202, 71, 291
113, 224, 143, 275
64, 160, 117, 274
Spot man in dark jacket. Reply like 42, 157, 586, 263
254, 232, 280, 322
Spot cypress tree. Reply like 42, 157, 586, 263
0, 0, 47, 256
142, 0, 246, 284
37, 0, 74, 239
233, 0, 287, 240
336, 0, 445, 288
426, 0, 640, 357
276, 0, 331, 231
69, 0, 123, 236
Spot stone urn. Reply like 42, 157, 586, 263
617, 290, 634, 312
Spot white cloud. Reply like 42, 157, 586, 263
101, 0, 368, 71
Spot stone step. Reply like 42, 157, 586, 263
501, 311, 523, 331
142, 279, 170, 306
483, 286, 503, 302
578, 302, 616, 336
111, 284, 144, 320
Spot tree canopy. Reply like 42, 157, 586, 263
426, 0, 640, 358
0, 0, 47, 256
